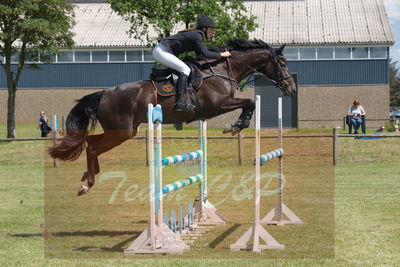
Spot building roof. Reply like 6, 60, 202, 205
72, 0, 394, 48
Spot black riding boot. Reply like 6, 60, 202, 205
175, 73, 195, 111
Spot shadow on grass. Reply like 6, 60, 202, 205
9, 230, 140, 238
208, 223, 241, 248
73, 235, 137, 252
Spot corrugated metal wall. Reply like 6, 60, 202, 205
0, 60, 388, 89
0, 63, 153, 89
287, 60, 388, 85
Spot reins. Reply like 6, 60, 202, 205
201, 49, 293, 92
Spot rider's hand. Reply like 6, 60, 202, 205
221, 51, 231, 57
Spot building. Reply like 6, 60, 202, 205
0, 0, 394, 128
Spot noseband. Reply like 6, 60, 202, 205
271, 55, 293, 90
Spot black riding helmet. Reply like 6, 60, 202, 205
196, 16, 215, 29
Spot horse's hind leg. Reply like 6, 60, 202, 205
80, 134, 102, 183
78, 129, 137, 196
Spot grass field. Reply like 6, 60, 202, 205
0, 125, 399, 266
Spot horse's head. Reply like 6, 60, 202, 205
261, 44, 297, 97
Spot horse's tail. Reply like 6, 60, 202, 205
49, 91, 103, 161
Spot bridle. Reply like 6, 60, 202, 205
229, 51, 293, 92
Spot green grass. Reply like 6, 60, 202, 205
0, 125, 399, 266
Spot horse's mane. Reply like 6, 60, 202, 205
207, 39, 272, 53
226, 38, 272, 51
193, 38, 273, 67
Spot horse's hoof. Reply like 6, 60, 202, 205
77, 184, 89, 196
223, 123, 233, 134
81, 172, 89, 182
231, 126, 242, 136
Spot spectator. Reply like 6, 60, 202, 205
375, 125, 385, 133
38, 111, 51, 137
347, 100, 366, 134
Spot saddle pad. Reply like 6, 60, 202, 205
151, 65, 203, 96
152, 78, 176, 96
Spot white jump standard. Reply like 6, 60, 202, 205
230, 96, 302, 252
124, 103, 227, 254
260, 98, 302, 226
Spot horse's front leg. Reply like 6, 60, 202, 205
212, 98, 255, 135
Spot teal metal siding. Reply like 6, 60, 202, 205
287, 60, 388, 85
0, 60, 388, 89
0, 63, 153, 89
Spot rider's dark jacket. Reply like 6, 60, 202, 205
159, 30, 221, 59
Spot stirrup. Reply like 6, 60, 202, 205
174, 103, 195, 112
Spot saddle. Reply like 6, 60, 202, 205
150, 62, 203, 96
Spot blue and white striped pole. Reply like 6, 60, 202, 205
260, 148, 284, 165
162, 174, 203, 194
161, 150, 203, 166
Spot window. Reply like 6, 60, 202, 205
11, 51, 20, 63
299, 48, 316, 59
352, 47, 368, 59
92, 51, 108, 62
317, 48, 333, 59
335, 47, 351, 59
109, 51, 125, 62
75, 51, 90, 62
40, 53, 56, 63
58, 51, 73, 62
127, 50, 142, 61
143, 50, 153, 61
25, 51, 39, 62
370, 47, 387, 59
283, 48, 298, 60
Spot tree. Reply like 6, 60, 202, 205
108, 0, 257, 46
389, 60, 400, 108
0, 0, 74, 138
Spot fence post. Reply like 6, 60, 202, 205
53, 115, 59, 168
238, 133, 244, 165
333, 127, 339, 166
145, 129, 149, 166
343, 117, 346, 131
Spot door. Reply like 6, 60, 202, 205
254, 74, 298, 128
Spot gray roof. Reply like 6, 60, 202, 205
72, 0, 394, 48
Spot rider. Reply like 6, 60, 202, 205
152, 16, 231, 111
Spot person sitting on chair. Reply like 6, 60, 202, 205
152, 16, 231, 111
347, 99, 366, 134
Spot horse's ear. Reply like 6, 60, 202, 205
277, 44, 286, 54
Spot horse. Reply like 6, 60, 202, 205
49, 39, 296, 196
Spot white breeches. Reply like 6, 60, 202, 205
152, 44, 191, 76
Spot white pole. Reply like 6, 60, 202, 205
277, 97, 283, 222
147, 104, 155, 249
156, 105, 163, 227
254, 95, 261, 250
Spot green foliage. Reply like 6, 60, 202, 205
0, 0, 75, 76
389, 59, 400, 107
108, 0, 257, 46
0, 0, 75, 138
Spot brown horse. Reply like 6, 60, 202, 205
50, 39, 296, 196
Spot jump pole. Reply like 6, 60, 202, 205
230, 95, 284, 252
195, 120, 228, 225
124, 104, 187, 254
124, 104, 227, 255
260, 97, 303, 225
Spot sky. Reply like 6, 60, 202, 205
383, 0, 400, 66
